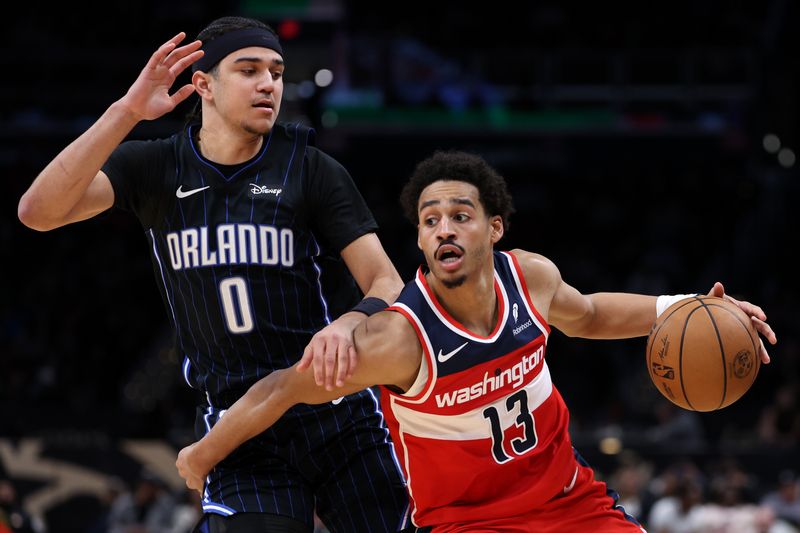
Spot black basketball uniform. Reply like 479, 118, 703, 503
103, 123, 410, 531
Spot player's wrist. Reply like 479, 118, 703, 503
349, 296, 389, 317
655, 293, 698, 318
108, 99, 145, 127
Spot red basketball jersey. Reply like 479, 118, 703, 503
382, 251, 577, 528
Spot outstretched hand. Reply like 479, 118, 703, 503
707, 282, 777, 364
119, 32, 204, 122
296, 313, 362, 390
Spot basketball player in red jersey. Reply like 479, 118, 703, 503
177, 151, 776, 532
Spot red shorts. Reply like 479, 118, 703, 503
433, 462, 646, 533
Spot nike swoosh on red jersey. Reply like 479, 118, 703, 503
563, 466, 579, 494
436, 342, 468, 363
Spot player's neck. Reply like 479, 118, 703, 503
196, 124, 264, 165
430, 268, 498, 336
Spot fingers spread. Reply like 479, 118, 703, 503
751, 316, 777, 344
758, 339, 771, 364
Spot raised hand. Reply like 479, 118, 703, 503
119, 32, 204, 122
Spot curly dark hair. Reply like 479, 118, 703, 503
399, 150, 515, 230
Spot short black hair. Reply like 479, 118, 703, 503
400, 150, 515, 230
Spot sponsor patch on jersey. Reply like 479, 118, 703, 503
248, 184, 283, 199
512, 319, 532, 336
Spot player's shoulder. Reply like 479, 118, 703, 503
507, 249, 557, 273
507, 249, 561, 291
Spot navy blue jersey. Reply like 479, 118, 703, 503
103, 123, 376, 405
103, 123, 410, 530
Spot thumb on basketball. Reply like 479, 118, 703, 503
707, 281, 725, 298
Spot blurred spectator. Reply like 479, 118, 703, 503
106, 470, 176, 533
166, 489, 201, 533
707, 457, 759, 506
647, 475, 705, 533
646, 402, 706, 451
687, 503, 798, 532
86, 477, 127, 533
0, 479, 44, 533
609, 452, 654, 520
753, 506, 800, 533
758, 385, 800, 447
761, 470, 800, 528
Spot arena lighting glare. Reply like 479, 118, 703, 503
599, 437, 623, 455
763, 133, 781, 154
777, 148, 796, 168
314, 68, 334, 87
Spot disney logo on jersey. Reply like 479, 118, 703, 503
248, 184, 283, 199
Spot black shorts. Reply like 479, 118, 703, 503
195, 388, 410, 532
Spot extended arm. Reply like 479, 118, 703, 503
513, 250, 776, 361
513, 250, 657, 339
17, 33, 202, 231
297, 233, 404, 389
176, 310, 420, 492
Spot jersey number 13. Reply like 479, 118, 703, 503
483, 389, 538, 463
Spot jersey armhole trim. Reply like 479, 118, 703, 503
503, 251, 551, 336
385, 304, 435, 403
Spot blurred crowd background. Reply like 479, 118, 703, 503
2, 1, 798, 532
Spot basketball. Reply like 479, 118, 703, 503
646, 296, 760, 411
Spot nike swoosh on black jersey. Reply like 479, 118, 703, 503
176, 185, 210, 198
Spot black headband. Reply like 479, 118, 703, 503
192, 28, 284, 73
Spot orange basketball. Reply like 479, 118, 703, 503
646, 296, 760, 411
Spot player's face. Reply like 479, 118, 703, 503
417, 180, 503, 289
211, 46, 284, 135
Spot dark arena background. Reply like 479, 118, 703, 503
2, 1, 798, 531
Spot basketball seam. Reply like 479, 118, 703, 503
706, 302, 761, 398
649, 295, 704, 408
698, 301, 728, 410
678, 309, 695, 411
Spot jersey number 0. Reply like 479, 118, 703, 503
219, 277, 254, 333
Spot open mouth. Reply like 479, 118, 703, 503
253, 100, 274, 110
436, 244, 464, 264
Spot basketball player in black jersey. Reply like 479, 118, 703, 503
18, 16, 410, 533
